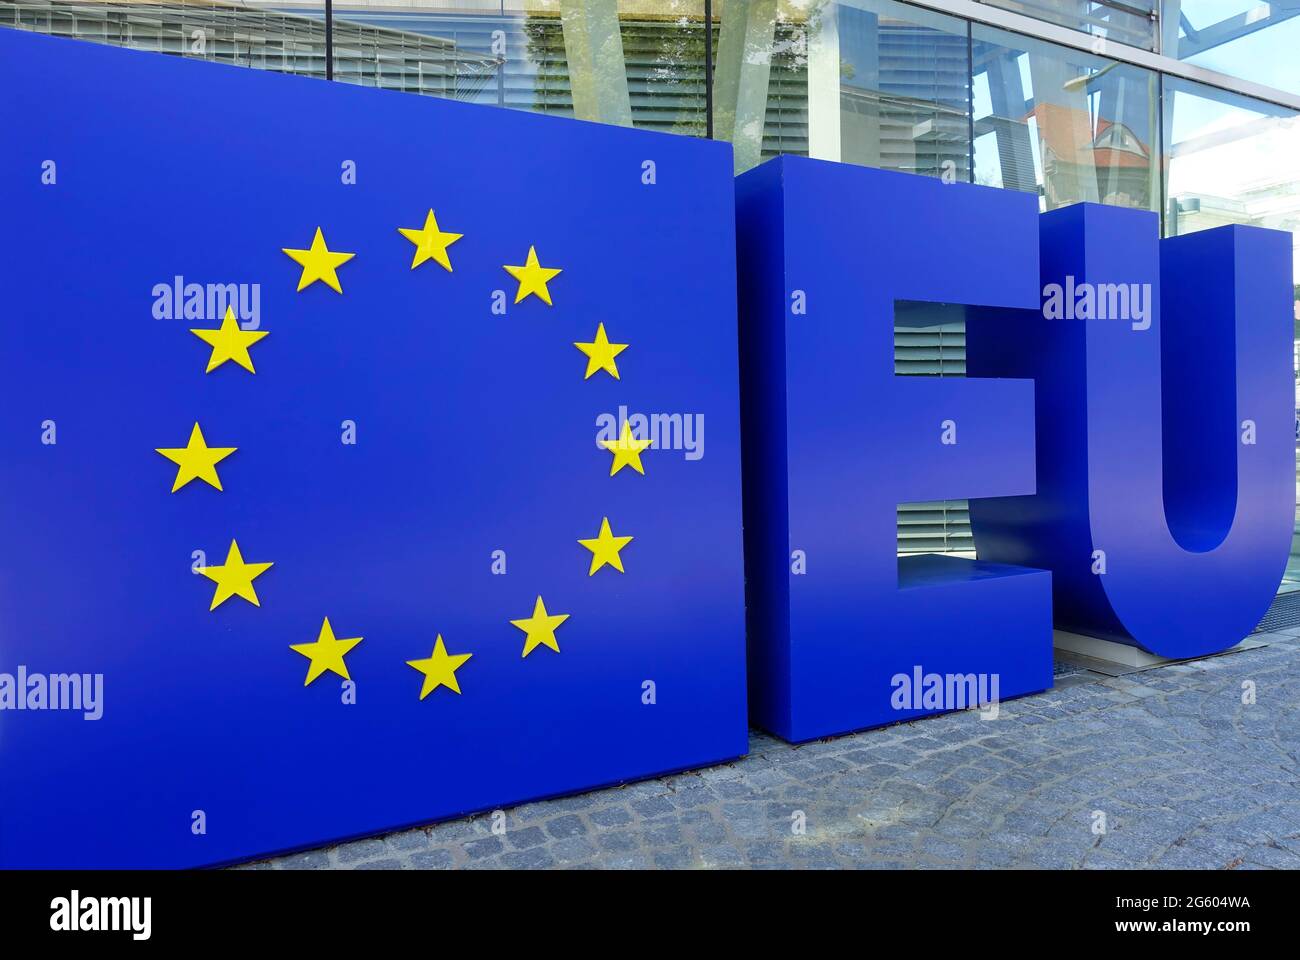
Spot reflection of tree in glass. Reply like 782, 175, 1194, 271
759, 13, 811, 162
521, 2, 709, 136
628, 1, 709, 137
522, 16, 570, 117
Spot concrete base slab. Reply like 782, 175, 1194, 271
1053, 631, 1170, 669
1053, 629, 1267, 674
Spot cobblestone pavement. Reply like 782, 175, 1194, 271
250, 630, 1300, 870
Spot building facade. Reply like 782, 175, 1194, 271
6, 0, 1298, 581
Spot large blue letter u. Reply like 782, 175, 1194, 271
969, 204, 1294, 660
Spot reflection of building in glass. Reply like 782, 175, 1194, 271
983, 0, 1156, 50
1165, 107, 1300, 273
0, 0, 502, 94
833, 15, 970, 179
1090, 119, 1153, 207
1031, 104, 1154, 211
1169, 173, 1300, 260
1171, 182, 1300, 244
745, 10, 972, 181
0, 2, 710, 133
971, 31, 1159, 214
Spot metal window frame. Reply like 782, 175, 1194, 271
897, 0, 1300, 112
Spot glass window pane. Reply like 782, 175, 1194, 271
1165, 0, 1300, 97
712, 0, 972, 177
972, 23, 1158, 212
1162, 77, 1300, 591
329, 0, 708, 134
0, 0, 328, 78
978, 0, 1156, 51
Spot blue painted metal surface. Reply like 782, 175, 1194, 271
737, 157, 1054, 743
0, 30, 747, 867
968, 204, 1294, 658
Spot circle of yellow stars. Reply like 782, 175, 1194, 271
163, 210, 655, 698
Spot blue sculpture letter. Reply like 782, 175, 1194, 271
737, 157, 1054, 742
968, 204, 1294, 659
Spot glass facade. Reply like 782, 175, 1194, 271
980, 0, 1157, 50
4, 0, 1298, 581
971, 25, 1158, 212
326, 1, 710, 134
1166, 0, 1300, 96
1, 1, 330, 77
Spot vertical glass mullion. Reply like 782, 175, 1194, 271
967, 18, 975, 183
705, 0, 714, 137
325, 0, 333, 80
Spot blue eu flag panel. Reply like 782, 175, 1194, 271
0, 28, 747, 868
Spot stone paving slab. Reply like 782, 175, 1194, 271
247, 635, 1300, 870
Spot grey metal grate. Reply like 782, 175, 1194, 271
1052, 659, 1086, 678
1251, 591, 1300, 634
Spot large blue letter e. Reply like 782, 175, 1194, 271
737, 158, 1053, 742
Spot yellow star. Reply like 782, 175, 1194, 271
600, 421, 652, 476
574, 323, 628, 380
200, 539, 273, 611
282, 227, 355, 293
510, 595, 570, 658
398, 209, 463, 272
578, 517, 634, 575
190, 306, 269, 374
503, 246, 562, 305
407, 635, 473, 698
155, 422, 237, 492
290, 617, 363, 686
